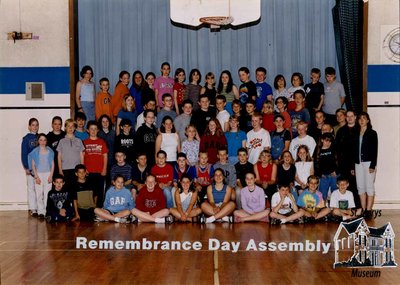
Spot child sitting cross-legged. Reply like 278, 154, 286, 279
94, 175, 134, 223
270, 183, 303, 224
233, 172, 270, 223
296, 175, 331, 222
170, 174, 202, 222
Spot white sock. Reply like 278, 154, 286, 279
155, 217, 165, 224
114, 217, 120, 223
281, 219, 287, 224
221, 216, 229, 222
206, 216, 216, 224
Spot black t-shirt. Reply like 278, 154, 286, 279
239, 81, 257, 104
190, 109, 216, 136
235, 161, 254, 187
304, 82, 324, 110
277, 164, 296, 185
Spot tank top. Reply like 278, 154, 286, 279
80, 82, 95, 102
196, 164, 212, 186
161, 133, 178, 162
256, 162, 273, 183
212, 184, 227, 204
220, 86, 235, 103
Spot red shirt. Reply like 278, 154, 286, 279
136, 185, 166, 214
173, 82, 186, 105
151, 163, 174, 184
199, 134, 227, 164
83, 138, 108, 173
262, 113, 276, 133
256, 162, 273, 183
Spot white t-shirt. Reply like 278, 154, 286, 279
246, 128, 271, 164
329, 190, 355, 209
271, 192, 294, 215
289, 135, 316, 160
217, 110, 230, 132
295, 161, 313, 186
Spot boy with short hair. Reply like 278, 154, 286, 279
234, 148, 254, 209
289, 90, 311, 138
190, 94, 215, 136
289, 121, 316, 160
216, 95, 230, 132
297, 175, 331, 222
174, 99, 194, 142
71, 164, 96, 221
74, 112, 89, 141
330, 176, 362, 221
131, 174, 172, 223
47, 116, 65, 176
255, 67, 273, 112
21, 118, 39, 216
131, 152, 151, 195
323, 67, 346, 126
156, 93, 177, 129
238, 67, 257, 104
246, 113, 271, 164
270, 183, 303, 224
95, 77, 114, 123
213, 148, 237, 190
114, 118, 136, 165
46, 175, 74, 222
135, 109, 157, 167
173, 152, 197, 185
243, 99, 257, 133
110, 151, 132, 188
304, 68, 324, 120
151, 150, 174, 208
135, 98, 157, 131
83, 120, 108, 207
194, 151, 214, 203
94, 175, 134, 223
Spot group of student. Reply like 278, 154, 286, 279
20, 63, 378, 224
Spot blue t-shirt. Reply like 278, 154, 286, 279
225, 131, 247, 159
74, 130, 89, 141
255, 82, 273, 111
297, 189, 324, 212
118, 110, 138, 133
103, 186, 134, 212
289, 108, 311, 138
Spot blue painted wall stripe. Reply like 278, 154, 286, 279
368, 65, 400, 92
0, 67, 70, 94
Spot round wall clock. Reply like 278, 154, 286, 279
383, 27, 400, 63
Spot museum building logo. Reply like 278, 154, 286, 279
333, 217, 397, 272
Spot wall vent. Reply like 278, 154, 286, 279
26, 82, 45, 100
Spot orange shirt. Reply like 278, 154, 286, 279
95, 92, 114, 123
112, 82, 130, 117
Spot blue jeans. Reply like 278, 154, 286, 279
81, 101, 95, 122
162, 186, 174, 209
319, 174, 337, 200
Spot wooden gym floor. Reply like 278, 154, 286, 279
1, 210, 399, 285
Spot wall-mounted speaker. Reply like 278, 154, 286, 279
26, 82, 45, 100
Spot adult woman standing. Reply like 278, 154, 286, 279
76, 65, 96, 121
353, 112, 378, 217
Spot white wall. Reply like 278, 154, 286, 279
0, 0, 70, 210
367, 0, 400, 209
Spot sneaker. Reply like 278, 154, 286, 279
29, 210, 38, 217
165, 215, 173, 224
199, 214, 206, 224
280, 219, 287, 224
297, 217, 304, 224
38, 214, 45, 219
94, 216, 106, 222
118, 217, 129, 224
130, 215, 138, 224
270, 218, 280, 225
46, 216, 52, 223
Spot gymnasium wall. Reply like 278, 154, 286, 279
367, 0, 400, 208
0, 0, 70, 210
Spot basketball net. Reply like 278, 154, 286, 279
199, 0, 234, 29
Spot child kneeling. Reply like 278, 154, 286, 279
233, 172, 270, 223
270, 183, 303, 224
170, 174, 202, 222
330, 176, 362, 221
46, 175, 74, 222
94, 175, 134, 223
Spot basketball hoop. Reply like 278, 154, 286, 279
199, 16, 234, 29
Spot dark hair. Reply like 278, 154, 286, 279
51, 116, 62, 124
159, 116, 176, 133
325, 67, 336, 76
177, 152, 187, 159
291, 72, 304, 86
321, 132, 334, 142
29, 118, 39, 126
74, 164, 86, 172
119, 118, 131, 127
216, 94, 226, 103
311, 68, 321, 75
80, 65, 93, 78
161, 62, 170, 69
86, 120, 99, 130
238, 66, 250, 74
112, 174, 125, 182
98, 114, 112, 131
37, 133, 47, 142
237, 147, 248, 155
293, 89, 306, 98
174, 68, 186, 83
116, 70, 130, 87
275, 96, 288, 108
143, 109, 155, 117
246, 99, 256, 106
256, 67, 267, 74
74, 112, 87, 121
177, 173, 195, 194
358, 111, 373, 129
131, 70, 146, 92
53, 174, 65, 182
278, 182, 290, 189
274, 114, 285, 122
182, 99, 193, 107
99, 77, 109, 85
162, 93, 172, 101
274, 74, 286, 89
337, 176, 349, 184
217, 70, 234, 94
157, 150, 167, 157
145, 72, 156, 80
189, 69, 202, 84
